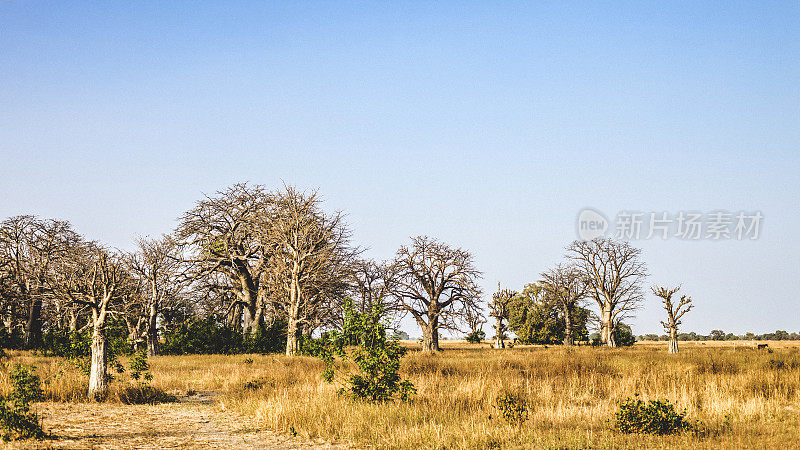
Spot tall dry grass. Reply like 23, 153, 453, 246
226, 343, 800, 449
2, 343, 800, 448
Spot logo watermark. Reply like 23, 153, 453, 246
576, 208, 763, 241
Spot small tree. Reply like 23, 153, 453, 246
489, 284, 515, 349
652, 285, 693, 354
320, 300, 415, 403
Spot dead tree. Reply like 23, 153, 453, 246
389, 236, 482, 353
175, 183, 272, 335
489, 284, 515, 349
262, 186, 355, 355
566, 238, 647, 347
541, 263, 587, 346
653, 285, 693, 354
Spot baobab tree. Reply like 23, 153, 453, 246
175, 183, 273, 335
389, 236, 482, 353
50, 244, 130, 398
653, 285, 693, 354
566, 238, 647, 347
541, 263, 587, 346
262, 186, 355, 355
126, 235, 184, 356
489, 284, 516, 349
0, 216, 82, 348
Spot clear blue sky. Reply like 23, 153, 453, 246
2, 1, 798, 336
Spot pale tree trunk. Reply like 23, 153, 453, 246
146, 303, 159, 357
494, 319, 505, 349
227, 302, 243, 331
668, 328, 678, 354
68, 311, 79, 332
285, 269, 302, 355
563, 310, 574, 346
88, 325, 108, 399
285, 320, 302, 356
600, 306, 616, 347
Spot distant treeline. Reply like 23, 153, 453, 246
638, 330, 800, 342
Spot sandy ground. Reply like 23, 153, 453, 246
8, 392, 345, 449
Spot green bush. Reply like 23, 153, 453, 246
0, 364, 45, 441
320, 299, 416, 403
495, 392, 528, 426
465, 330, 486, 344
613, 324, 636, 347
614, 395, 697, 435
161, 317, 286, 355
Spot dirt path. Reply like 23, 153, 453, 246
12, 392, 344, 449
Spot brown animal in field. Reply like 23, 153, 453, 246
757, 344, 769, 350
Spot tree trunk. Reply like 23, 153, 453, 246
68, 311, 79, 332
421, 318, 440, 353
285, 318, 302, 356
88, 326, 108, 399
24, 298, 42, 349
600, 306, 616, 347
494, 319, 505, 349
147, 304, 159, 357
668, 328, 678, 354
563, 309, 574, 346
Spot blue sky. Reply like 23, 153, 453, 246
2, 1, 798, 336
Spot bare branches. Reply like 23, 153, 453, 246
262, 185, 358, 354
389, 236, 482, 352
653, 284, 693, 354
566, 238, 647, 347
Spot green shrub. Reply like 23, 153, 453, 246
495, 392, 528, 426
320, 299, 416, 403
0, 364, 45, 441
128, 349, 152, 382
465, 330, 486, 344
161, 317, 286, 355
614, 395, 697, 435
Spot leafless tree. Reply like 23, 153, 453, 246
389, 236, 482, 353
0, 216, 82, 348
566, 238, 647, 347
262, 186, 356, 355
653, 285, 693, 354
175, 183, 273, 335
125, 235, 184, 356
489, 284, 516, 349
541, 263, 587, 346
463, 299, 487, 340
49, 244, 132, 398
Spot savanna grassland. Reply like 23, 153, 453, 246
3, 341, 800, 449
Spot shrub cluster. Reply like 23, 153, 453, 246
161, 317, 286, 355
613, 395, 698, 435
0, 363, 45, 441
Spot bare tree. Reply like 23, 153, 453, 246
125, 235, 184, 356
175, 183, 272, 335
389, 236, 482, 353
50, 244, 131, 398
541, 263, 587, 346
653, 285, 693, 354
263, 186, 356, 355
566, 238, 647, 347
489, 284, 515, 349
0, 216, 82, 348
463, 299, 487, 341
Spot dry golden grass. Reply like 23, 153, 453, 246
2, 343, 800, 448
